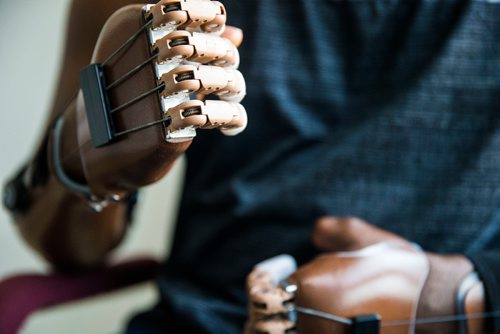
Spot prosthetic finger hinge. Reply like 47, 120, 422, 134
149, 0, 226, 33
245, 242, 431, 334
159, 64, 245, 101
165, 100, 247, 142
80, 0, 245, 148
155, 30, 239, 68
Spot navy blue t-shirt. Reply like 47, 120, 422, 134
127, 1, 500, 332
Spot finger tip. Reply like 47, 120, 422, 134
314, 216, 340, 234
311, 216, 342, 250
224, 26, 244, 47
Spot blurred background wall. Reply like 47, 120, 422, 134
0, 1, 184, 332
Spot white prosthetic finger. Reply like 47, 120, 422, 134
148, 0, 226, 34
165, 100, 246, 142
155, 31, 240, 69
218, 69, 245, 103
254, 255, 297, 287
218, 102, 247, 136
158, 64, 246, 102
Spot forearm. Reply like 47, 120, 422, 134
8, 0, 156, 270
9, 0, 240, 270
12, 101, 129, 271
16, 176, 129, 271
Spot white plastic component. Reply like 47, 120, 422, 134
166, 127, 197, 142
255, 254, 297, 287
218, 69, 246, 103
144, 4, 183, 79
219, 103, 247, 136
161, 94, 194, 143
148, 25, 175, 44
155, 61, 182, 79
144, 5, 177, 40
160, 93, 190, 111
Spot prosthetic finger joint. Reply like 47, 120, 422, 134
148, 0, 226, 32
155, 30, 239, 68
165, 100, 247, 142
159, 64, 246, 102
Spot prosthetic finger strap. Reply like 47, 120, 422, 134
80, 0, 247, 147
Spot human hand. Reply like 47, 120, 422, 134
67, 0, 246, 197
246, 217, 482, 334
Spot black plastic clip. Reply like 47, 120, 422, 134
80, 64, 114, 147
350, 314, 381, 334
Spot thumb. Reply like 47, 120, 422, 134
311, 216, 406, 252
221, 26, 244, 47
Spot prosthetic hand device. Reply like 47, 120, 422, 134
245, 218, 485, 334
245, 243, 429, 334
55, 0, 247, 202
80, 0, 246, 147
3, 0, 246, 269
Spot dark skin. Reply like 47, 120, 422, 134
16, 0, 149, 270
304, 217, 483, 334
16, 0, 242, 269
15, 1, 484, 332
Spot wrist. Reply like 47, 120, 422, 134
416, 253, 474, 334
462, 274, 485, 334
50, 112, 130, 212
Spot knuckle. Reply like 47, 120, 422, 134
342, 216, 366, 227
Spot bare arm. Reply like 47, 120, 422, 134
10, 0, 244, 271
15, 0, 157, 270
